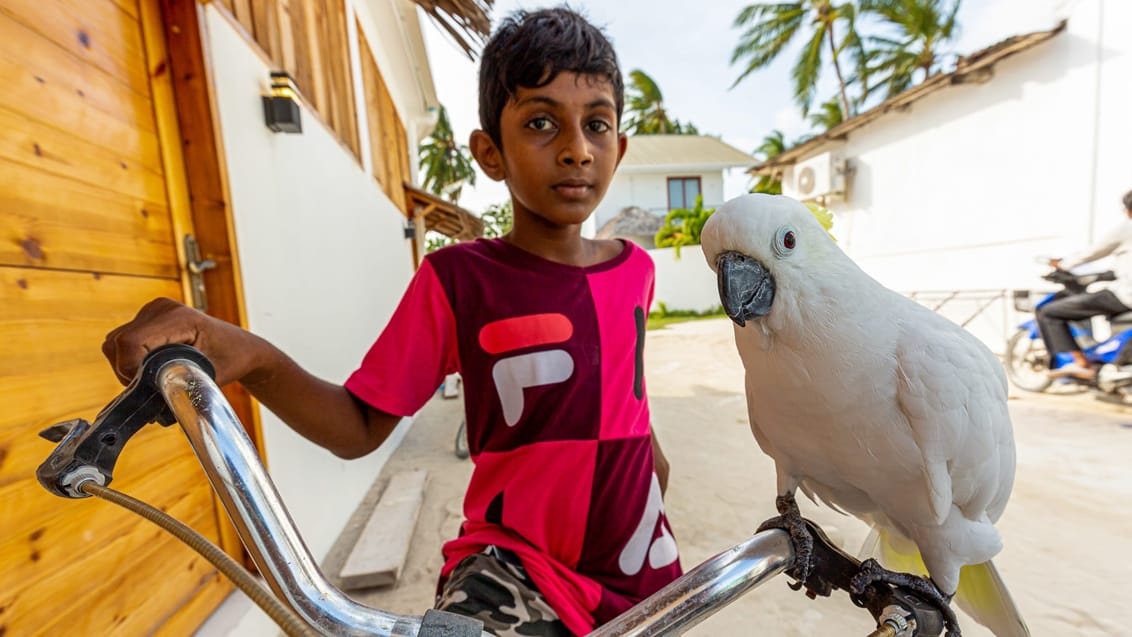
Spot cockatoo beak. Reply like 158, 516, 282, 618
716, 251, 775, 327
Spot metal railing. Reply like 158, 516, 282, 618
900, 288, 1033, 357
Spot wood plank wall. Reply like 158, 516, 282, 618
357, 19, 411, 213
0, 0, 233, 633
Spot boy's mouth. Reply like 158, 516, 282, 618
552, 180, 592, 199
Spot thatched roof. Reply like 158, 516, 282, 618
411, 0, 494, 58
596, 207, 664, 240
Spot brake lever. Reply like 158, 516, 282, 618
798, 520, 945, 637
36, 345, 216, 498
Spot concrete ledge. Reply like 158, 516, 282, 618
339, 469, 428, 590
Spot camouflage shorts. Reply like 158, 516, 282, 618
435, 546, 574, 637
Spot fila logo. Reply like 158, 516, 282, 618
492, 350, 574, 426
618, 473, 679, 576
480, 313, 576, 426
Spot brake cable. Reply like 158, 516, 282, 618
78, 480, 317, 637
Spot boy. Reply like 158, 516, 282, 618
102, 7, 682, 636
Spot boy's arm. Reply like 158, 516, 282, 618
651, 428, 670, 496
103, 298, 401, 459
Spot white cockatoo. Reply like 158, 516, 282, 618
700, 194, 1028, 637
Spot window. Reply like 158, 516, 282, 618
667, 177, 701, 210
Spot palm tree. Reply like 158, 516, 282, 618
673, 119, 700, 135
624, 69, 699, 135
750, 130, 789, 194
731, 1, 861, 119
858, 0, 961, 101
808, 96, 845, 131
419, 104, 476, 203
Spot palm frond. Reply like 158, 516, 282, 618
792, 24, 827, 114
730, 4, 806, 86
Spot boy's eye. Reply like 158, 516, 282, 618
587, 120, 612, 133
526, 117, 555, 131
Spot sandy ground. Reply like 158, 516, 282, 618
321, 317, 1132, 636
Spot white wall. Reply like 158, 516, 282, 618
595, 170, 728, 229
197, 6, 422, 634
804, 0, 1131, 351
648, 245, 721, 314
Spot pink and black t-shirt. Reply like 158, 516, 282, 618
345, 238, 682, 634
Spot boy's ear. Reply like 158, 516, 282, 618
615, 133, 628, 168
469, 130, 505, 182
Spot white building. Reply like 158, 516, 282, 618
590, 135, 756, 236
751, 0, 1131, 351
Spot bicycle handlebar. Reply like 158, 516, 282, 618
36, 345, 808, 636
39, 345, 951, 636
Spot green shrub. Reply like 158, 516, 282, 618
654, 194, 715, 258
646, 304, 726, 330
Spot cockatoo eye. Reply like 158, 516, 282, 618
774, 226, 796, 257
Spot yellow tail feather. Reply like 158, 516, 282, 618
954, 561, 1031, 637
863, 528, 1030, 637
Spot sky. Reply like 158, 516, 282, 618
417, 0, 1066, 214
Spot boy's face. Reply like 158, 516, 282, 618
471, 72, 627, 229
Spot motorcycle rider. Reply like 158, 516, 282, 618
1039, 189, 1132, 380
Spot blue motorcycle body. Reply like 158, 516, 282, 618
1005, 268, 1132, 396
1017, 290, 1132, 369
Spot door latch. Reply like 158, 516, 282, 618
184, 234, 217, 311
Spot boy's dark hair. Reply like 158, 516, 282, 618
478, 7, 623, 149
1124, 190, 1132, 213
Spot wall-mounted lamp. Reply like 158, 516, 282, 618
262, 71, 302, 133
403, 224, 417, 240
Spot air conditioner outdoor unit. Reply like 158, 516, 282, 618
783, 151, 847, 202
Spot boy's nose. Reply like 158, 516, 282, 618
558, 127, 593, 166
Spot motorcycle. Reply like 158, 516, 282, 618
1005, 268, 1132, 399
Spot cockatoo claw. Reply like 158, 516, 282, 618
757, 492, 814, 584
851, 558, 962, 637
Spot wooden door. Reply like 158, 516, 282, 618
0, 0, 235, 633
